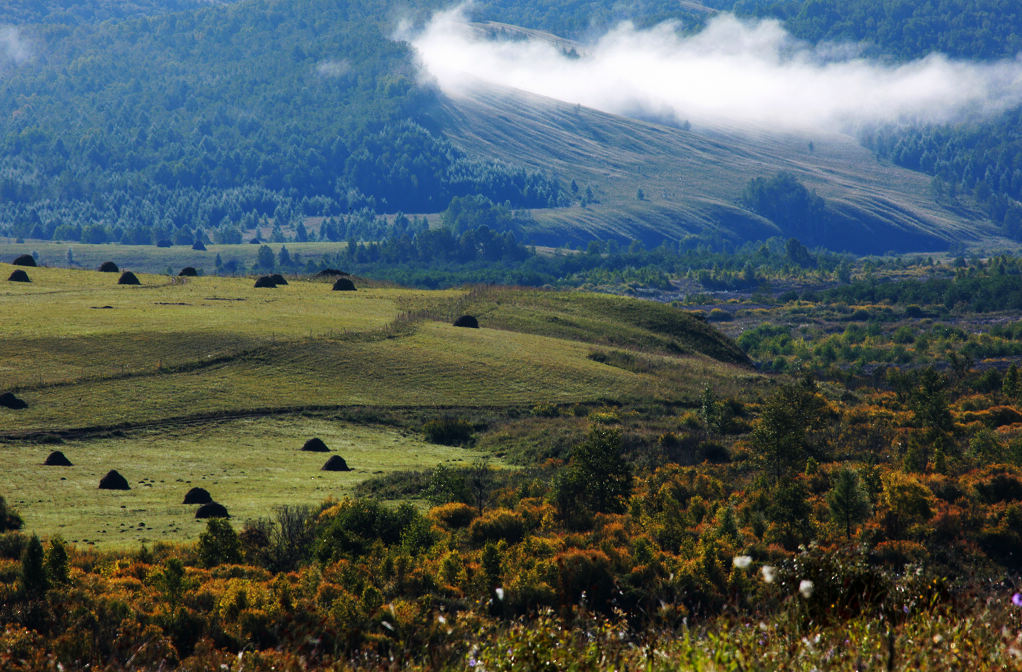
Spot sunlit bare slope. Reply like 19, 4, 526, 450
435, 81, 1001, 253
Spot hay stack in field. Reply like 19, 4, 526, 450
183, 487, 212, 504
332, 277, 356, 291
321, 455, 351, 471
178, 266, 198, 277
12, 254, 36, 266
44, 451, 72, 466
98, 261, 119, 272
254, 276, 276, 288
269, 273, 288, 285
98, 470, 130, 490
301, 437, 330, 452
8, 269, 30, 282
0, 392, 28, 409
453, 315, 479, 328
118, 271, 140, 285
195, 502, 229, 519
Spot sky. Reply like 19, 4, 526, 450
405, 6, 1022, 133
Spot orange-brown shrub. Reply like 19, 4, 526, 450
428, 502, 478, 529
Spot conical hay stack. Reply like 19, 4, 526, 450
321, 455, 352, 471
99, 469, 130, 490
301, 437, 330, 452
183, 487, 212, 504
44, 450, 73, 466
195, 502, 229, 519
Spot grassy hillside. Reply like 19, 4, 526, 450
0, 264, 755, 545
437, 84, 1001, 253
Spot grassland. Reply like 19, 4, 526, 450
1, 415, 490, 549
438, 85, 1001, 251
0, 263, 755, 546
0, 241, 351, 276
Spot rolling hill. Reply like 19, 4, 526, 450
0, 264, 755, 545
433, 62, 1000, 254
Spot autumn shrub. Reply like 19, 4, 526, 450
0, 531, 26, 560
429, 502, 478, 529
470, 508, 525, 545
553, 548, 614, 610
423, 416, 474, 445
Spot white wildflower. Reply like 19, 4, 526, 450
761, 565, 777, 583
799, 579, 814, 599
732, 555, 752, 570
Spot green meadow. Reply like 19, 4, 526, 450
0, 262, 757, 547
1, 416, 489, 549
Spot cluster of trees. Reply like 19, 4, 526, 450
742, 172, 830, 246
863, 117, 1022, 238
818, 255, 1022, 311
0, 0, 565, 246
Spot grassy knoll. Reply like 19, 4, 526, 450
1, 415, 491, 549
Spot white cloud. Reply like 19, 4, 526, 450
0, 26, 32, 65
316, 59, 351, 78
406, 6, 1022, 133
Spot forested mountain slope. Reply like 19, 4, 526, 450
0, 0, 1016, 253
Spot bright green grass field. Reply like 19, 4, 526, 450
0, 263, 757, 547
2, 415, 492, 549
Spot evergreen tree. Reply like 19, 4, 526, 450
20, 535, 48, 595
197, 519, 242, 567
827, 469, 872, 539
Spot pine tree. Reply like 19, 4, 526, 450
827, 469, 872, 539
20, 534, 48, 595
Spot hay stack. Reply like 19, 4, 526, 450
254, 276, 276, 288
195, 502, 229, 519
12, 254, 36, 266
98, 470, 130, 490
453, 315, 479, 328
44, 450, 72, 466
314, 268, 348, 278
0, 392, 27, 409
321, 455, 352, 471
8, 269, 30, 282
183, 486, 212, 504
269, 273, 288, 285
301, 437, 330, 452
332, 277, 356, 291
118, 271, 140, 285
98, 261, 119, 272
178, 266, 198, 277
